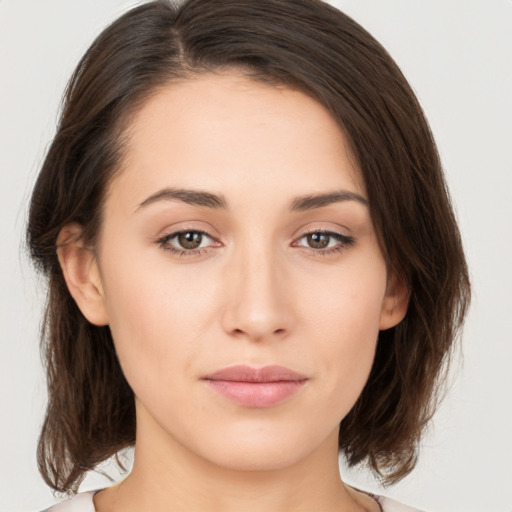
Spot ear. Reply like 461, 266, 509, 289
56, 223, 109, 326
379, 273, 410, 330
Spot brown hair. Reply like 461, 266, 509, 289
27, 0, 470, 493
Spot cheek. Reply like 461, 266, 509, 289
302, 252, 387, 341
98, 246, 217, 396
299, 255, 387, 409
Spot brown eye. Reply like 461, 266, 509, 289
157, 229, 218, 257
306, 232, 330, 249
177, 231, 204, 249
294, 230, 355, 254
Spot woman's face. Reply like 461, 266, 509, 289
80, 72, 406, 471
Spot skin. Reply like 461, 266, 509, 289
58, 72, 408, 512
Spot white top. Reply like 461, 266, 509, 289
42, 489, 424, 511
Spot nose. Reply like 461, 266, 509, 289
221, 244, 295, 342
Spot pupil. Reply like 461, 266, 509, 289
307, 233, 329, 249
178, 232, 202, 249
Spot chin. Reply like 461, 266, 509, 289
188, 420, 334, 472
204, 443, 307, 472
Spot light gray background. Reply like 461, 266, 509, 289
1, 1, 511, 511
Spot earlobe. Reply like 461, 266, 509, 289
57, 223, 109, 326
379, 273, 410, 330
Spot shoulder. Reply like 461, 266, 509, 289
40, 491, 97, 512
377, 494, 426, 512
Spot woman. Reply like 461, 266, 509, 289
27, 0, 470, 510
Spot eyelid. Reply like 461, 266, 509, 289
291, 227, 355, 255
154, 224, 355, 259
292, 224, 352, 241
167, 228, 214, 244
155, 226, 222, 257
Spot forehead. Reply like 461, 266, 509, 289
112, 71, 364, 210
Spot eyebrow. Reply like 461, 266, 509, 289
136, 187, 368, 212
137, 188, 228, 210
290, 191, 368, 211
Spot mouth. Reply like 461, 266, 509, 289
202, 365, 308, 408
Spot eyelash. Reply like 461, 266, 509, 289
156, 229, 355, 258
292, 230, 355, 256
156, 229, 215, 258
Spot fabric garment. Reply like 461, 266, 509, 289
41, 489, 424, 511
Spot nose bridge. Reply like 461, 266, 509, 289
222, 237, 292, 341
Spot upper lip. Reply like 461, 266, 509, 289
203, 365, 308, 383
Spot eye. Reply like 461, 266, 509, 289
157, 229, 216, 255
293, 230, 355, 254
173, 231, 209, 250
301, 232, 335, 249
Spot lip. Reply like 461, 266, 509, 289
202, 365, 308, 408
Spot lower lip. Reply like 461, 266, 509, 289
204, 380, 307, 408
